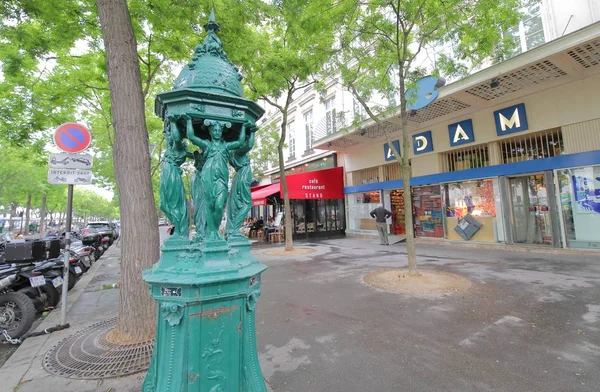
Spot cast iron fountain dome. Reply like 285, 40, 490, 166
155, 9, 263, 124
173, 10, 244, 97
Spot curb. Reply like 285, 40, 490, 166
347, 233, 600, 256
0, 244, 120, 387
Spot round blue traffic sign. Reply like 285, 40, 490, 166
53, 123, 92, 153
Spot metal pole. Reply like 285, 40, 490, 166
60, 184, 74, 325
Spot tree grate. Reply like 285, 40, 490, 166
43, 317, 154, 380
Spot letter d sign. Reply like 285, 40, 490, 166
412, 131, 434, 155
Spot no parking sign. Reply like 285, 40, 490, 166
53, 123, 92, 153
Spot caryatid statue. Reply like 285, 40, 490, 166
226, 123, 257, 239
189, 149, 207, 240
159, 116, 189, 239
183, 115, 249, 241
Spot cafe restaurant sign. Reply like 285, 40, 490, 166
270, 155, 335, 182
284, 166, 344, 200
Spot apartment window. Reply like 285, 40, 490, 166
443, 145, 490, 172
325, 97, 337, 135
500, 129, 563, 164
304, 110, 313, 152
507, 2, 545, 54
353, 98, 366, 122
288, 124, 296, 158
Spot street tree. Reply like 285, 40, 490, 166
96, 0, 160, 343
336, 0, 521, 275
244, 0, 353, 251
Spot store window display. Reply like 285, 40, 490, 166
413, 186, 443, 238
347, 191, 381, 231
558, 166, 600, 249
444, 179, 497, 242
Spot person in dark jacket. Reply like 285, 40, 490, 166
370, 204, 392, 245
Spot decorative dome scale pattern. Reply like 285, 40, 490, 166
173, 10, 244, 97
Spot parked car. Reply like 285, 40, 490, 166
82, 221, 117, 245
158, 219, 168, 226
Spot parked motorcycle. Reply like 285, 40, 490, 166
0, 272, 36, 340
13, 264, 61, 312
79, 232, 104, 261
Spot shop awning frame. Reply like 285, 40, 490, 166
251, 183, 280, 206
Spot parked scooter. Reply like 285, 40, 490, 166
0, 266, 38, 339
80, 232, 104, 261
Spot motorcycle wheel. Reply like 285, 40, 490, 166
68, 271, 78, 291
19, 283, 60, 312
0, 291, 36, 339
94, 249, 102, 261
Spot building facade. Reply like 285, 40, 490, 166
312, 22, 600, 249
253, 78, 365, 239
256, 0, 600, 245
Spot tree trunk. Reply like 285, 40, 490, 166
24, 194, 32, 235
39, 194, 47, 234
278, 111, 294, 251
399, 75, 418, 276
8, 203, 16, 231
97, 0, 160, 343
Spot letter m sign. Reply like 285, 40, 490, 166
494, 103, 528, 136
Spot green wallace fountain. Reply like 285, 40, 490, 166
143, 11, 267, 392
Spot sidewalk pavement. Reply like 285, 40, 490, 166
1, 236, 600, 391
0, 240, 275, 392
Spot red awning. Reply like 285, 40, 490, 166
251, 183, 280, 206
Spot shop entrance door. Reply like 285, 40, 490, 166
389, 190, 405, 235
509, 174, 554, 245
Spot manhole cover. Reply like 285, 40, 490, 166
43, 318, 154, 379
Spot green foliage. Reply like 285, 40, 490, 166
249, 122, 280, 179
336, 0, 523, 112
0, 0, 274, 208
243, 0, 352, 103
0, 144, 46, 208
72, 188, 118, 220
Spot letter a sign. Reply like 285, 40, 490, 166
448, 119, 474, 147
494, 103, 528, 136
383, 140, 401, 162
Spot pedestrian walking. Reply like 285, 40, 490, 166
370, 203, 392, 245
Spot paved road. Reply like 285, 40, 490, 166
2, 234, 599, 391
254, 239, 600, 392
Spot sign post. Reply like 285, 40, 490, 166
48, 123, 93, 327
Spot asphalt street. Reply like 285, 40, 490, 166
253, 239, 600, 392
2, 233, 599, 391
